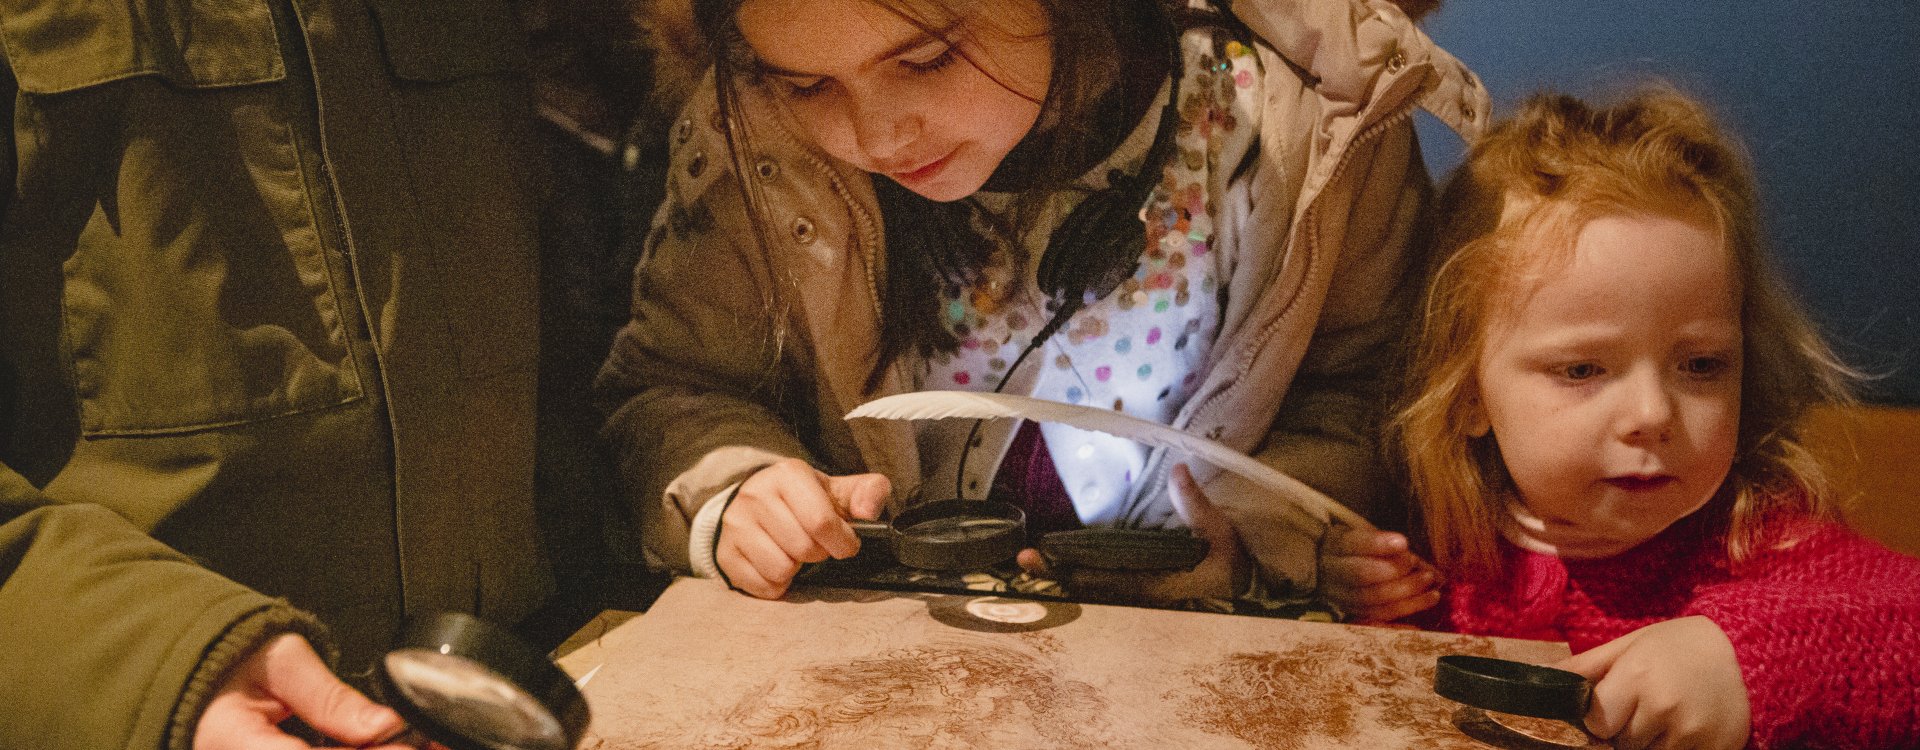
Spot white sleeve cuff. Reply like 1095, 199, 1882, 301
686, 483, 738, 580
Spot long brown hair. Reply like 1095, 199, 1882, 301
1392, 87, 1859, 579
690, 0, 1174, 388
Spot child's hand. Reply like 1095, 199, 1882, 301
1318, 526, 1442, 622
1017, 464, 1247, 605
1558, 615, 1751, 750
717, 458, 890, 599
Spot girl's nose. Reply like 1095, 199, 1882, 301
1617, 368, 1675, 444
848, 91, 922, 164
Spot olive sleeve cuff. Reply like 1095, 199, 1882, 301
166, 601, 331, 750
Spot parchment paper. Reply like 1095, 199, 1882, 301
559, 577, 1577, 749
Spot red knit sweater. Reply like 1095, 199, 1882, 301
1430, 509, 1920, 749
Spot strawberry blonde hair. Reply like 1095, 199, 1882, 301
1391, 87, 1858, 579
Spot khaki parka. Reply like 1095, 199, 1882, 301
597, 0, 1488, 592
0, 1, 548, 747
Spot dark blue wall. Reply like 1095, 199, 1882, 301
1412, 2, 1920, 405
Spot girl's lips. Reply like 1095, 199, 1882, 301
1604, 475, 1677, 492
891, 150, 955, 183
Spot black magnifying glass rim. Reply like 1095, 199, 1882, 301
885, 498, 1028, 571
374, 611, 589, 750
1434, 654, 1592, 726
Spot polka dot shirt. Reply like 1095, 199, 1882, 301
919, 31, 1263, 524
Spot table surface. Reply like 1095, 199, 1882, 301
557, 577, 1589, 749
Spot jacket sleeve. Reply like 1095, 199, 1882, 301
0, 54, 322, 750
1, 470, 327, 750
1682, 525, 1920, 749
593, 82, 817, 571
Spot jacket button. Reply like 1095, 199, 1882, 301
791, 216, 817, 244
755, 158, 780, 180
687, 151, 707, 178
1385, 49, 1406, 74
674, 117, 693, 145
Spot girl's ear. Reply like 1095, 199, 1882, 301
1463, 388, 1492, 438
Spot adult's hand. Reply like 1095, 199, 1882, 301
1319, 526, 1442, 623
718, 458, 890, 599
1017, 464, 1247, 605
193, 632, 415, 750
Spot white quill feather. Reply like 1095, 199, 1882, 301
845, 391, 1374, 530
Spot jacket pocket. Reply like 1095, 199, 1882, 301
0, 0, 285, 93
3, 2, 370, 436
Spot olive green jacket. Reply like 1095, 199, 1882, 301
0, 1, 548, 747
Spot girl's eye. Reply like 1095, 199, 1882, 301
1560, 363, 1604, 381
902, 45, 959, 74
781, 78, 831, 99
1682, 356, 1731, 378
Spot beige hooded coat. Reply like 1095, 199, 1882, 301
598, 0, 1488, 590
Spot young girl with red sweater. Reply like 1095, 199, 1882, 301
1325, 89, 1920, 748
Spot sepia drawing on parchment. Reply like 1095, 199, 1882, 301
559, 578, 1582, 749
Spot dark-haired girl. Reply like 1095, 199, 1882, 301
598, 0, 1486, 604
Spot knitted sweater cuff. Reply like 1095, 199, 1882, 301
165, 601, 332, 750
687, 483, 737, 581
1700, 607, 1799, 749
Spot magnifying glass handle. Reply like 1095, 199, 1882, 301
848, 520, 891, 540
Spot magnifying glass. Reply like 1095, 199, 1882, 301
847, 498, 1210, 573
849, 498, 1028, 571
373, 612, 589, 750
1435, 654, 1599, 748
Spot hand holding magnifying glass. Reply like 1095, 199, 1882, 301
716, 459, 891, 599
194, 633, 412, 750
373, 612, 589, 750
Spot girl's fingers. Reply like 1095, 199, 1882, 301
814, 473, 889, 558
1015, 548, 1049, 575
725, 526, 802, 596
1350, 587, 1442, 623
1167, 465, 1235, 545
822, 472, 891, 521
1346, 567, 1440, 606
1325, 529, 1410, 557
750, 496, 833, 565
1555, 626, 1636, 682
1578, 654, 1639, 741
1322, 552, 1417, 589
717, 542, 783, 599
1618, 718, 1665, 750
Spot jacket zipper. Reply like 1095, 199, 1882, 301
1183, 106, 1417, 439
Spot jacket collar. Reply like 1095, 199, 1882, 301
1228, 0, 1488, 140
